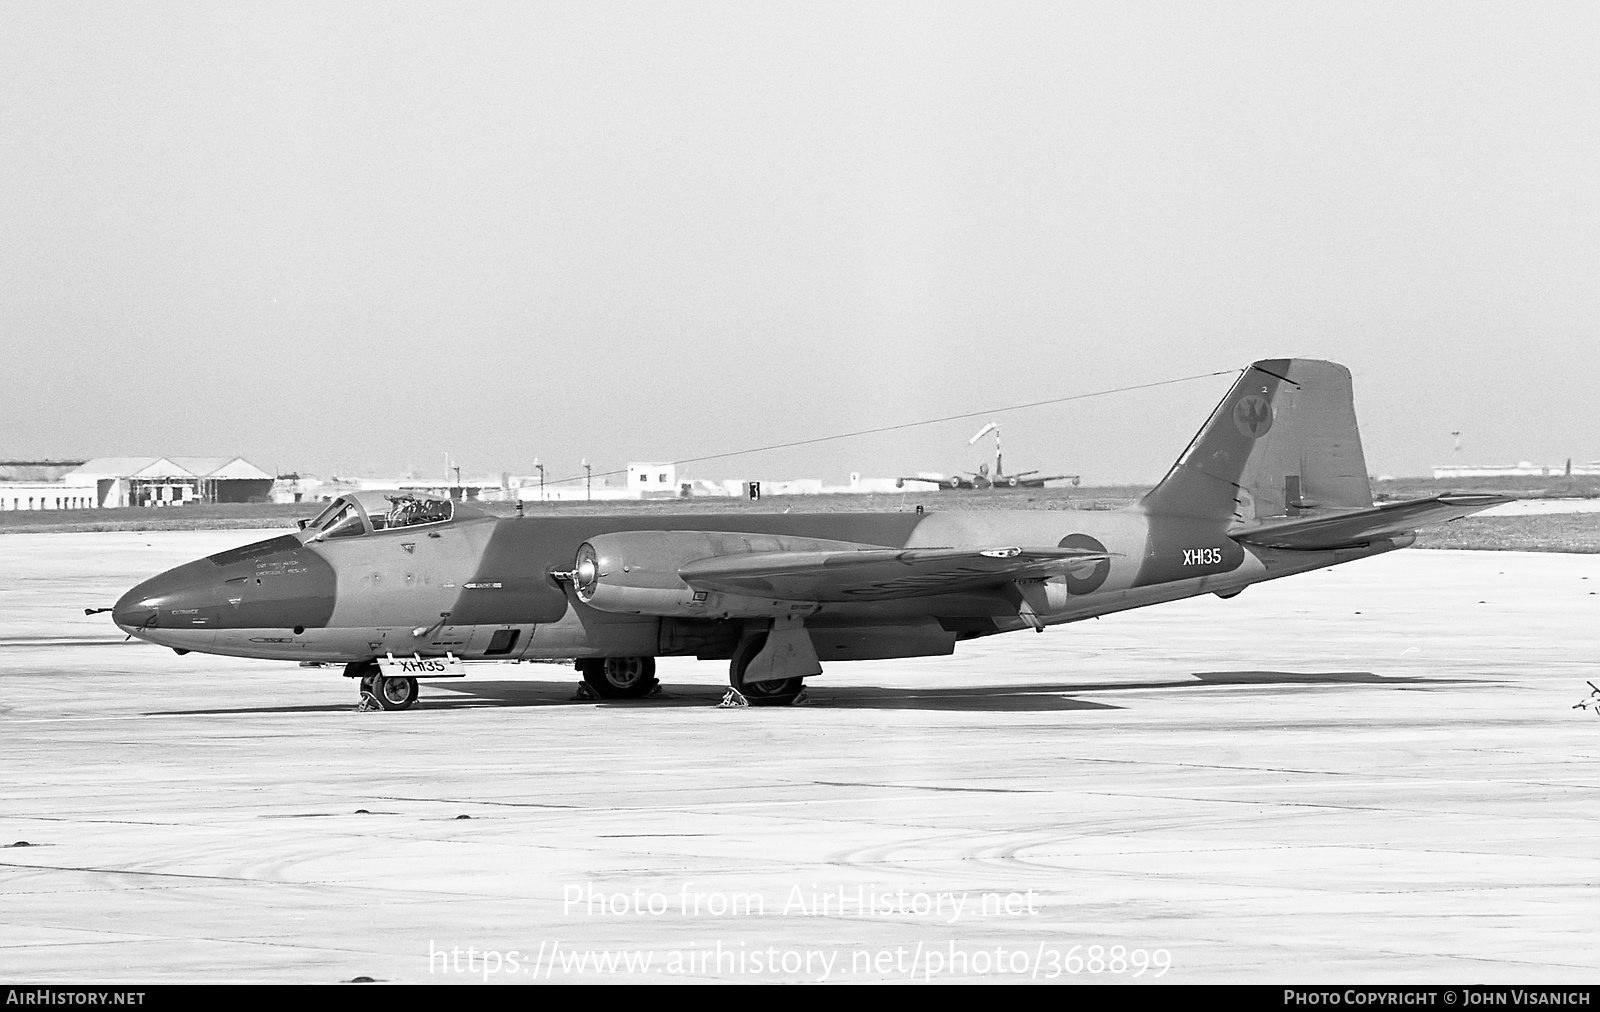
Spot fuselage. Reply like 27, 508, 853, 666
112, 495, 1407, 669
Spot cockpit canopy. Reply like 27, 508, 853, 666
304, 491, 458, 540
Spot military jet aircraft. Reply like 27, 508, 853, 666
112, 359, 1508, 710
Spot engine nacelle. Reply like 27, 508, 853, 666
571, 530, 849, 618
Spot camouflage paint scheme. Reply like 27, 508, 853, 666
113, 360, 1508, 703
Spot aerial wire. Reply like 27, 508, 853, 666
539, 367, 1240, 486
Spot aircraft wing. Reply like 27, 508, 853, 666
1230, 493, 1512, 551
678, 545, 1111, 602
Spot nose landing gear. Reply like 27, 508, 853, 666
346, 660, 419, 711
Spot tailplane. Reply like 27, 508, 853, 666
1232, 493, 1510, 550
1142, 359, 1373, 523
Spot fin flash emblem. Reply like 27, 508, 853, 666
1233, 395, 1274, 439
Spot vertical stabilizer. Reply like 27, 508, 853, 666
1141, 359, 1373, 523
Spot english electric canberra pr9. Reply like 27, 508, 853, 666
112, 360, 1505, 709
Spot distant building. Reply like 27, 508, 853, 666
0, 460, 85, 482
0, 460, 98, 510
275, 473, 526, 505
1432, 460, 1600, 480
63, 457, 275, 507
628, 462, 679, 497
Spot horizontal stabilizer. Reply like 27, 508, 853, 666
1231, 494, 1512, 551
679, 546, 1111, 602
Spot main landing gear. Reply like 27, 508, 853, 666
346, 660, 418, 711
727, 633, 805, 707
576, 656, 659, 699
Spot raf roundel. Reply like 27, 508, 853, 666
1057, 534, 1111, 595
1232, 395, 1274, 439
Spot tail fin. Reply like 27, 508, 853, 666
1142, 359, 1373, 522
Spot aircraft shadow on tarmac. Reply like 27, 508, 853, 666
146, 670, 1478, 717
800, 670, 1475, 711
402, 669, 1479, 713
427, 680, 1123, 713
1188, 670, 1475, 686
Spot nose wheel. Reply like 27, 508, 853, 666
347, 660, 419, 711
372, 674, 418, 710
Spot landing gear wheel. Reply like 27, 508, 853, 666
372, 674, 418, 711
729, 634, 803, 706
578, 656, 659, 699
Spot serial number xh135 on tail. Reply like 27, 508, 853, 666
112, 360, 1506, 710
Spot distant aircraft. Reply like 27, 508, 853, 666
894, 472, 975, 490
896, 422, 1079, 490
967, 420, 1081, 488
112, 359, 1508, 710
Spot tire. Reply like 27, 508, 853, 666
372, 674, 418, 711
729, 634, 803, 706
579, 656, 658, 699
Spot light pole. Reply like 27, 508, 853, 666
534, 458, 544, 501
582, 458, 591, 500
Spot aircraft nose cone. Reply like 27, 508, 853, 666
111, 584, 158, 632
113, 560, 222, 636
112, 536, 337, 643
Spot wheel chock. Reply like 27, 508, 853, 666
718, 688, 749, 708
355, 692, 381, 712
573, 682, 601, 701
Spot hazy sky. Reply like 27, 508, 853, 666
3, 2, 1596, 487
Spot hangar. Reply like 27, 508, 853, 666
63, 457, 275, 508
